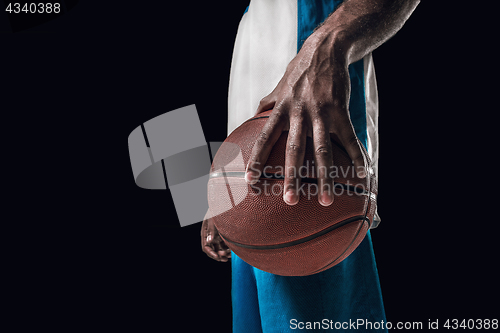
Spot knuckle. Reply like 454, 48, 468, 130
343, 134, 363, 159
331, 97, 347, 110
288, 142, 303, 154
310, 114, 331, 129
292, 103, 306, 116
285, 171, 296, 181
311, 103, 330, 117
257, 130, 270, 142
272, 108, 286, 121
309, 108, 323, 120
315, 145, 331, 157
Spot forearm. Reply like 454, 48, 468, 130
310, 0, 420, 64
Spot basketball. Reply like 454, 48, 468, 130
207, 110, 378, 276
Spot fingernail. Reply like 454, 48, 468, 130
284, 190, 298, 205
245, 171, 258, 184
357, 168, 366, 178
320, 191, 333, 206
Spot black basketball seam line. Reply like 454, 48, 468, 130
309, 218, 367, 275
219, 215, 369, 250
243, 115, 270, 123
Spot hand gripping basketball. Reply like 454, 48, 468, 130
207, 111, 377, 276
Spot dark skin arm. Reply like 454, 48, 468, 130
202, 0, 419, 261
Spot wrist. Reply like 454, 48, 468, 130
304, 28, 351, 65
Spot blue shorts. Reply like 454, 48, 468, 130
231, 231, 387, 333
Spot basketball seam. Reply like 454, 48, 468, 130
309, 220, 368, 275
243, 115, 270, 123
219, 215, 368, 250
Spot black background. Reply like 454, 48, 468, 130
2, 1, 498, 331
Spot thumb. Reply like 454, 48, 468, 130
205, 217, 219, 244
256, 95, 275, 115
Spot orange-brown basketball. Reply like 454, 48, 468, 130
207, 110, 377, 276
